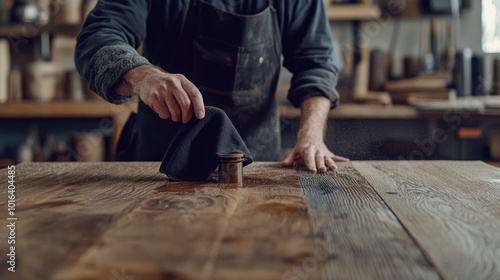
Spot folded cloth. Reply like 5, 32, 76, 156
160, 106, 253, 181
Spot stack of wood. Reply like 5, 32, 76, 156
384, 72, 454, 104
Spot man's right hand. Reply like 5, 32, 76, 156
115, 65, 205, 123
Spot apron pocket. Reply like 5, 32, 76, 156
194, 36, 238, 91
235, 41, 280, 90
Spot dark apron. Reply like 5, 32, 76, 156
115, 0, 282, 161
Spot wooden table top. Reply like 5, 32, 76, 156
1, 161, 499, 280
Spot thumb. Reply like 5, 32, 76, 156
281, 150, 298, 167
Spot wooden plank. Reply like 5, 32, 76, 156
297, 164, 439, 280
0, 162, 164, 280
325, 4, 381, 21
385, 76, 450, 93
279, 104, 422, 120
352, 161, 500, 280
0, 163, 82, 210
442, 161, 500, 181
0, 162, 160, 213
24, 163, 320, 280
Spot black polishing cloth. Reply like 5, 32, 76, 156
160, 106, 253, 181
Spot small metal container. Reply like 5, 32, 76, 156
217, 153, 244, 185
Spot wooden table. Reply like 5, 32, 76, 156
1, 161, 499, 280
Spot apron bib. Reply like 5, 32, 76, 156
117, 0, 282, 161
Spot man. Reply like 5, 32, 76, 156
75, 0, 349, 172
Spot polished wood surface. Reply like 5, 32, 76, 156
0, 161, 499, 280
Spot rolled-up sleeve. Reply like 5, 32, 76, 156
75, 0, 150, 104
282, 0, 340, 108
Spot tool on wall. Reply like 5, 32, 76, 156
450, 0, 474, 97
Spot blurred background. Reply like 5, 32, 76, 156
0, 0, 499, 167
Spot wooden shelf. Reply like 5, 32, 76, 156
0, 100, 420, 120
0, 100, 133, 118
279, 102, 500, 120
0, 23, 81, 37
326, 4, 381, 21
279, 103, 421, 119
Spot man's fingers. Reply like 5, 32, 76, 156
164, 92, 182, 122
303, 147, 316, 172
181, 77, 205, 119
172, 90, 193, 124
281, 150, 297, 167
316, 152, 327, 173
152, 99, 171, 120
325, 156, 338, 171
332, 155, 350, 162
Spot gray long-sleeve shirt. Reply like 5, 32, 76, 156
75, 0, 340, 108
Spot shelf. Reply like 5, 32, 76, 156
0, 100, 133, 118
0, 100, 421, 120
0, 23, 82, 37
326, 4, 381, 21
279, 102, 500, 120
279, 103, 421, 119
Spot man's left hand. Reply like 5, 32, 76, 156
281, 132, 349, 172
280, 96, 349, 172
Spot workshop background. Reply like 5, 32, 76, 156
1, 0, 499, 167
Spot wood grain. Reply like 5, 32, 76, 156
0, 162, 320, 280
298, 164, 439, 280
352, 161, 500, 280
2, 161, 498, 280
0, 162, 164, 280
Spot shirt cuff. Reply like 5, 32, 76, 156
287, 69, 339, 109
88, 44, 150, 104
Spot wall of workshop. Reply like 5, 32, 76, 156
277, 1, 495, 161
330, 0, 496, 90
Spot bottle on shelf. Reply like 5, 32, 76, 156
0, 0, 10, 24
0, 39, 9, 103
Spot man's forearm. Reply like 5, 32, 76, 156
298, 96, 331, 140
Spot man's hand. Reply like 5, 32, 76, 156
115, 65, 205, 123
281, 96, 349, 172
281, 130, 349, 172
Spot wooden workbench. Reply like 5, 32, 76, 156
1, 161, 499, 280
